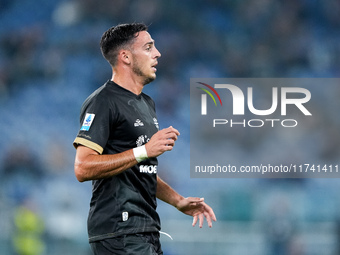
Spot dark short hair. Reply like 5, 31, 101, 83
100, 23, 148, 66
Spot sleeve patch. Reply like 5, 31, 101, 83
80, 113, 95, 131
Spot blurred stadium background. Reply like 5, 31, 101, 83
1, 0, 340, 254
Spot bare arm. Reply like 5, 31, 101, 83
74, 126, 180, 182
74, 146, 137, 182
156, 176, 217, 228
156, 176, 184, 207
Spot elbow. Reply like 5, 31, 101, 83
74, 161, 88, 182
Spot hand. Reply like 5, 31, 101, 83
145, 126, 180, 158
176, 197, 217, 228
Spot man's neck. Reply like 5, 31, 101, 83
111, 70, 144, 95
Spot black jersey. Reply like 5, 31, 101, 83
73, 80, 161, 242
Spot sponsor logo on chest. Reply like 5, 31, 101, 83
139, 165, 157, 174
134, 119, 144, 127
133, 118, 159, 130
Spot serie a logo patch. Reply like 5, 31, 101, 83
80, 113, 95, 131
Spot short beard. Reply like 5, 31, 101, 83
142, 75, 155, 85
132, 59, 155, 85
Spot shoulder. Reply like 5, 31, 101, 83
81, 81, 117, 110
85, 82, 112, 102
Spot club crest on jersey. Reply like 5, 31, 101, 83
80, 113, 95, 131
136, 135, 150, 147
134, 119, 144, 127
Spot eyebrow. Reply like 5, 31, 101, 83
143, 40, 155, 47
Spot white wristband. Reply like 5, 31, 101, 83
133, 145, 148, 163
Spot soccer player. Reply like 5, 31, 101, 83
73, 23, 216, 255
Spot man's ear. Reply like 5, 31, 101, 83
119, 50, 131, 65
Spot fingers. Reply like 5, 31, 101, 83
202, 202, 217, 222
191, 200, 217, 228
192, 215, 198, 227
204, 211, 212, 228
203, 203, 217, 227
163, 126, 180, 142
160, 126, 180, 151
198, 213, 204, 228
166, 126, 180, 136
145, 126, 180, 157
193, 211, 213, 228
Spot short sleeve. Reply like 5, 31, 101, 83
73, 93, 113, 154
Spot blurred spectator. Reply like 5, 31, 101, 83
1, 145, 44, 204
264, 195, 297, 255
12, 199, 45, 255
